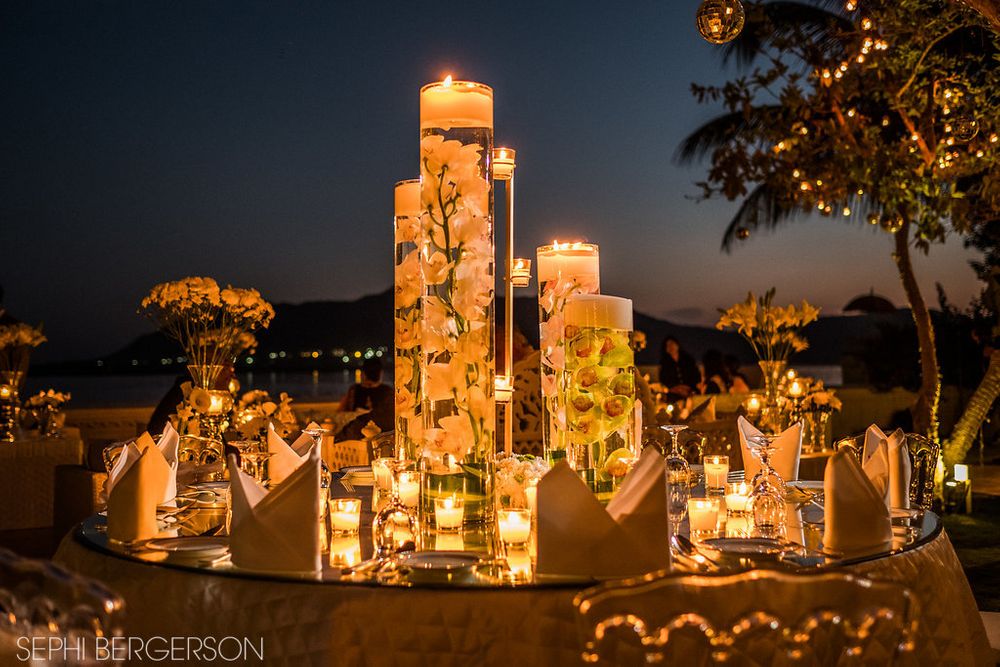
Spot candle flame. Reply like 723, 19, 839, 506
443, 75, 453, 87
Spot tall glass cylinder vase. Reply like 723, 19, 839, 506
185, 363, 232, 464
0, 371, 24, 443
536, 243, 600, 464
394, 178, 423, 461
418, 79, 496, 525
562, 295, 635, 501
758, 360, 787, 434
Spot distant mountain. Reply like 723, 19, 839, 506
33, 288, 915, 377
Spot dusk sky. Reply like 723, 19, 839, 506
1, 0, 981, 362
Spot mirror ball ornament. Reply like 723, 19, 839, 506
951, 115, 979, 142
736, 227, 750, 240
697, 0, 746, 44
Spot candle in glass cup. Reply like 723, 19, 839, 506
398, 471, 420, 508
328, 498, 361, 534
420, 76, 494, 130
329, 536, 362, 568
372, 458, 393, 491
725, 481, 753, 513
703, 455, 729, 494
498, 508, 532, 546
434, 496, 465, 531
525, 480, 538, 516
688, 498, 720, 536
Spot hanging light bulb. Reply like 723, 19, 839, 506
736, 227, 751, 240
696, 0, 746, 44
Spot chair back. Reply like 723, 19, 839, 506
368, 430, 397, 461
574, 569, 918, 666
0, 548, 125, 665
834, 432, 940, 510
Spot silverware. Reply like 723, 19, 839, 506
791, 485, 825, 510
341, 541, 416, 576
670, 534, 721, 569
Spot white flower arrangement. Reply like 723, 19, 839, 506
24, 389, 71, 409
495, 455, 550, 509
139, 277, 274, 372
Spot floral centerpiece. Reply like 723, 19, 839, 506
23, 389, 71, 437
0, 323, 46, 442
800, 383, 842, 452
495, 455, 550, 509
717, 289, 819, 432
232, 389, 297, 439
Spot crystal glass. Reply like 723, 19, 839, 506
237, 441, 273, 485
329, 498, 362, 535
372, 459, 419, 558
667, 475, 689, 536
747, 434, 787, 539
688, 497, 720, 540
497, 508, 532, 547
434, 496, 465, 532
660, 424, 691, 487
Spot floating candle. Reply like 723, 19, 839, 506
420, 77, 494, 130
563, 294, 633, 330
536, 242, 600, 286
394, 179, 421, 218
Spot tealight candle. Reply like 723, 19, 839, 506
511, 258, 532, 287
725, 482, 753, 513
497, 508, 532, 546
745, 395, 762, 415
536, 242, 600, 288
434, 496, 465, 531
493, 147, 516, 180
0, 385, 11, 401
788, 379, 804, 398
688, 498, 720, 537
703, 455, 729, 494
506, 548, 532, 581
398, 471, 420, 508
328, 498, 361, 534
420, 77, 494, 130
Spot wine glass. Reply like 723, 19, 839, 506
659, 424, 691, 485
747, 434, 787, 539
372, 459, 419, 559
302, 425, 332, 487
667, 473, 690, 536
237, 441, 273, 485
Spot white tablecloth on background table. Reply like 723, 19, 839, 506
0, 428, 84, 530
54, 526, 991, 666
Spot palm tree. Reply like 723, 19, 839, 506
678, 0, 1000, 445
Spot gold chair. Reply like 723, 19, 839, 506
834, 433, 939, 509
574, 569, 918, 666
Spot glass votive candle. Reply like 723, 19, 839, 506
398, 471, 420, 508
434, 496, 465, 531
688, 498, 720, 538
725, 481, 753, 514
525, 480, 538, 516
703, 455, 729, 495
328, 498, 361, 535
329, 536, 362, 568
497, 508, 532, 547
372, 457, 394, 491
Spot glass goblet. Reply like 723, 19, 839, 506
372, 460, 419, 559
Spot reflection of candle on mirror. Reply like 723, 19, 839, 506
420, 76, 494, 130
788, 380, 804, 398
329, 537, 362, 568
329, 498, 361, 534
726, 514, 752, 537
506, 548, 532, 580
725, 482, 752, 513
704, 455, 729, 491
372, 458, 393, 491
436, 533, 464, 551
398, 472, 420, 508
786, 369, 797, 381
434, 496, 464, 531
498, 509, 531, 546
495, 375, 514, 403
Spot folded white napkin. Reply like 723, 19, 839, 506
536, 447, 671, 578
823, 449, 892, 556
107, 444, 171, 543
267, 421, 320, 484
226, 449, 321, 574
738, 416, 802, 482
108, 426, 178, 505
863, 425, 911, 509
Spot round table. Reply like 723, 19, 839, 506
54, 490, 992, 666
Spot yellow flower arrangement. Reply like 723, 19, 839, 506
0, 323, 47, 375
716, 288, 819, 363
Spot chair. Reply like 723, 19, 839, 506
643, 420, 742, 468
0, 548, 125, 665
574, 569, 918, 666
834, 433, 940, 509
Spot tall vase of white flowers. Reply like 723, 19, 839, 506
0, 323, 46, 443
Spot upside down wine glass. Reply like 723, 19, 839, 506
747, 434, 786, 539
661, 424, 691, 535
372, 459, 419, 558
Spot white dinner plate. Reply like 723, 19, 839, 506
702, 537, 786, 556
145, 537, 229, 557
396, 551, 482, 584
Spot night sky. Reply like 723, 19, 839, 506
1, 0, 981, 362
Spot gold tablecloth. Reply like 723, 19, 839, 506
54, 525, 991, 666
0, 428, 84, 530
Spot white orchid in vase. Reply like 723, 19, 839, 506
394, 204, 424, 460
419, 133, 495, 469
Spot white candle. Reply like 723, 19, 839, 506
398, 471, 420, 508
688, 498, 720, 534
434, 496, 464, 531
328, 498, 361, 534
498, 509, 532, 546
372, 458, 393, 491
704, 455, 730, 492
525, 482, 538, 516
394, 179, 421, 218
725, 482, 753, 513
493, 147, 516, 180
536, 242, 600, 286
563, 294, 633, 330
420, 77, 494, 130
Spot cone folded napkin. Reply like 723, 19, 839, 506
226, 449, 321, 574
107, 444, 171, 543
107, 423, 179, 505
738, 416, 802, 482
862, 425, 911, 509
267, 421, 320, 484
536, 447, 671, 578
823, 449, 893, 556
